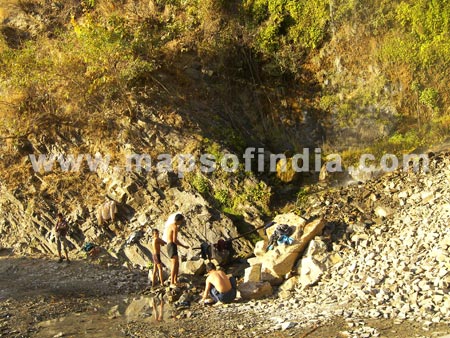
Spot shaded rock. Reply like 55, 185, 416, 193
238, 281, 273, 300
123, 243, 152, 268
261, 271, 284, 286
180, 259, 205, 275
125, 296, 153, 320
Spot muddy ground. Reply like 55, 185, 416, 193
1, 249, 449, 338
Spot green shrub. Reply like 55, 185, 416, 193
214, 189, 231, 208
295, 187, 309, 208
190, 173, 210, 194
245, 0, 330, 73
0, 12, 155, 139
419, 88, 439, 111
388, 131, 421, 150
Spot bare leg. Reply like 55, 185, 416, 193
152, 267, 158, 286
63, 238, 70, 262
64, 248, 69, 262
152, 302, 158, 321
158, 265, 164, 285
170, 257, 178, 285
158, 301, 164, 321
173, 256, 179, 284
57, 238, 63, 262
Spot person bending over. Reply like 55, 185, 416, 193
201, 262, 236, 304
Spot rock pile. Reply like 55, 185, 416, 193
206, 152, 450, 336
288, 152, 450, 324
238, 214, 325, 300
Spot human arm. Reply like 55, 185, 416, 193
175, 239, 188, 249
173, 226, 189, 249
201, 276, 212, 301
158, 238, 166, 246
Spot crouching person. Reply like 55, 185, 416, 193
201, 262, 237, 304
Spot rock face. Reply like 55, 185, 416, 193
199, 152, 450, 336
0, 176, 254, 270
297, 256, 326, 289
244, 264, 262, 283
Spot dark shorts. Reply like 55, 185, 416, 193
210, 277, 237, 304
167, 242, 178, 258
153, 253, 161, 265
56, 234, 69, 252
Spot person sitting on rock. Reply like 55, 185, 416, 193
200, 262, 237, 304
55, 213, 70, 263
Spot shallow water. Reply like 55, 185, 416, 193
35, 294, 168, 337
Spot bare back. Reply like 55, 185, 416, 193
207, 270, 232, 293
166, 223, 177, 243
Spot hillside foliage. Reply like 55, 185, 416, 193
0, 0, 449, 163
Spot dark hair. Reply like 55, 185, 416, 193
57, 213, 63, 218
152, 228, 159, 234
206, 262, 216, 272
174, 213, 184, 222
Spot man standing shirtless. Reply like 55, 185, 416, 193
151, 228, 166, 287
164, 213, 188, 287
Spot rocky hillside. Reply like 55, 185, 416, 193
103, 153, 450, 338
1, 151, 449, 338
0, 0, 449, 288
293, 151, 450, 321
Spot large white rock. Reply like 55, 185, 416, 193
298, 256, 326, 289
279, 276, 299, 292
261, 218, 325, 278
304, 238, 328, 258
254, 240, 267, 257
238, 281, 273, 300
374, 205, 392, 218
266, 213, 307, 240
248, 256, 262, 266
244, 264, 262, 282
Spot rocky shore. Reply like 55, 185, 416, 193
1, 152, 449, 337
